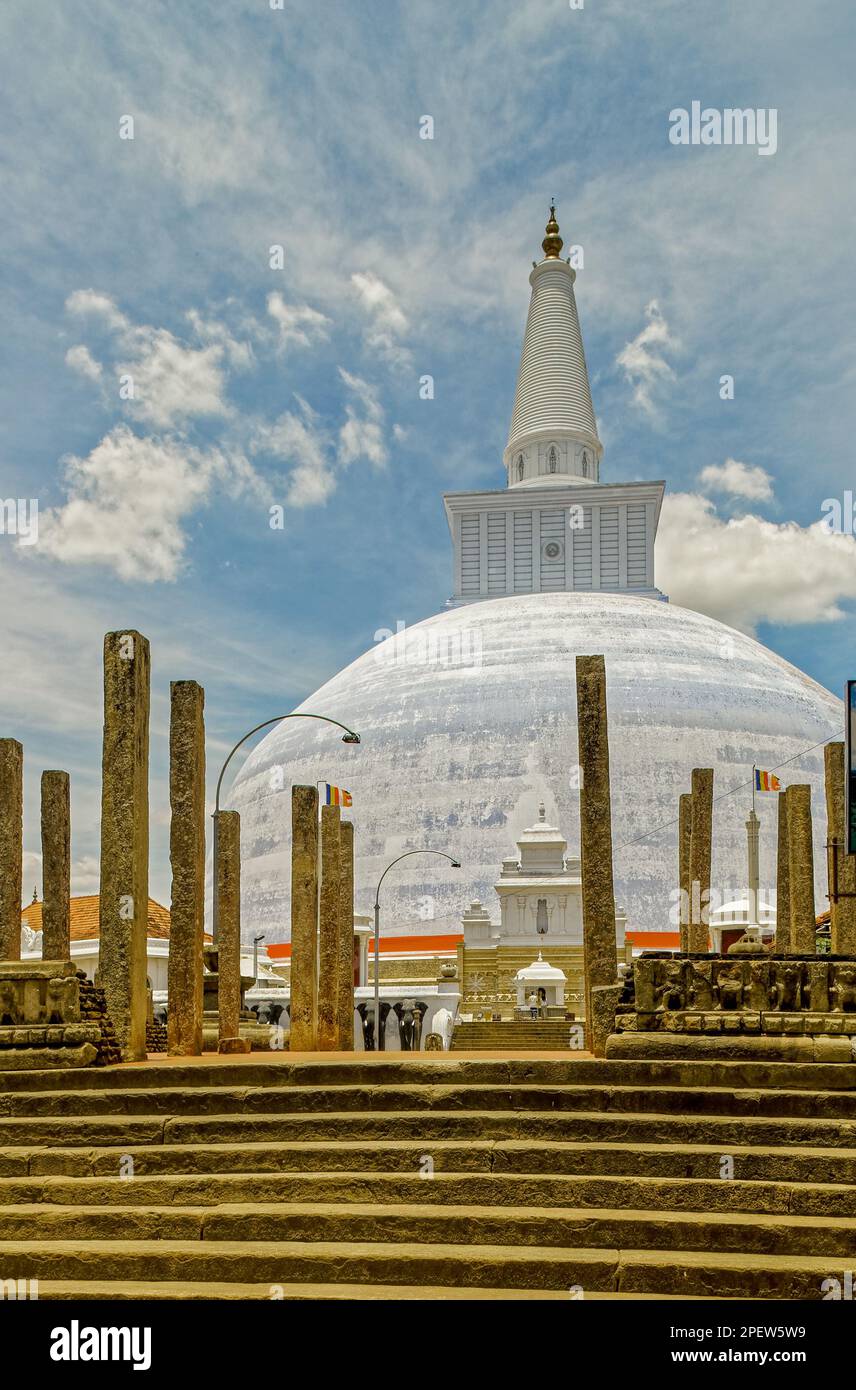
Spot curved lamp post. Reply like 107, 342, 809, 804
212, 713, 360, 940
372, 851, 461, 1051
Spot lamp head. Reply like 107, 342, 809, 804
451, 859, 462, 869
341, 731, 361, 744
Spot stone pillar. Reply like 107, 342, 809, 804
168, 681, 205, 1056
787, 784, 816, 955
776, 791, 792, 953
99, 631, 150, 1061
216, 809, 242, 1049
290, 785, 319, 1052
575, 655, 618, 1056
825, 742, 856, 955
688, 768, 714, 953
317, 804, 342, 1051
0, 740, 23, 961
41, 770, 70, 959
678, 792, 692, 953
337, 819, 355, 1051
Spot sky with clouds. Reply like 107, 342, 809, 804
1, 0, 855, 905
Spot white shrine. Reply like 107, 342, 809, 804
458, 804, 628, 1018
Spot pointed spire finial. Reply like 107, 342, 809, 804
542, 204, 563, 259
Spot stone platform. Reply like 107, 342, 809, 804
607, 953, 856, 1063
0, 962, 120, 1069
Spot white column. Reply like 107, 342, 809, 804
478, 512, 488, 596
591, 505, 601, 589
645, 502, 656, 588
746, 809, 760, 924
505, 511, 514, 596
532, 510, 542, 591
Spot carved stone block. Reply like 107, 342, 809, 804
633, 960, 657, 1013
748, 960, 771, 1012
773, 961, 803, 1011
831, 963, 856, 1012
688, 961, 715, 1010
716, 962, 744, 1011
805, 961, 830, 1013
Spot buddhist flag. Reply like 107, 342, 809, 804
754, 769, 781, 792
322, 783, 352, 808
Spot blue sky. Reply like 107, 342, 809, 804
1, 0, 855, 904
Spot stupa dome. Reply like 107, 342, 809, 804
229, 590, 840, 942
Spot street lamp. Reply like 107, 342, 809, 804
252, 933, 266, 987
212, 713, 360, 941
371, 851, 461, 1052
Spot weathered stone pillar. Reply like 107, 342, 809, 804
787, 784, 816, 955
688, 768, 714, 953
776, 790, 792, 952
317, 804, 342, 1051
41, 770, 70, 959
337, 819, 355, 1050
678, 792, 692, 953
575, 655, 619, 1056
290, 785, 319, 1052
825, 742, 856, 955
0, 740, 23, 961
168, 681, 205, 1056
99, 631, 150, 1061
216, 809, 242, 1049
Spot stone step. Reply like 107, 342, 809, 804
3, 1107, 852, 1150
26, 1280, 736, 1301
0, 1237, 843, 1297
5, 1081, 856, 1120
6, 1135, 855, 1183
1, 1201, 853, 1256
3, 1169, 855, 1216
4, 1057, 856, 1093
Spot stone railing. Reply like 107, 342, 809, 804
622, 954, 856, 1037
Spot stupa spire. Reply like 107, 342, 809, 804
542, 205, 563, 259
504, 205, 602, 488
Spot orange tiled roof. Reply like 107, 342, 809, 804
20, 895, 201, 942
267, 932, 463, 960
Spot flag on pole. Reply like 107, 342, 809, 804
322, 783, 352, 807
754, 769, 781, 792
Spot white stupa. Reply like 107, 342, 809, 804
230, 208, 840, 941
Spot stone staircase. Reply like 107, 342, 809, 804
451, 1020, 581, 1050
0, 1056, 855, 1300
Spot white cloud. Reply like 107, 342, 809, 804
65, 289, 129, 332
266, 293, 331, 350
38, 426, 260, 582
65, 344, 103, 383
350, 271, 412, 369
186, 309, 254, 370
65, 291, 254, 429
253, 402, 336, 509
615, 299, 678, 418
699, 458, 774, 502
118, 327, 231, 429
338, 368, 388, 468
251, 372, 389, 508
657, 492, 856, 633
